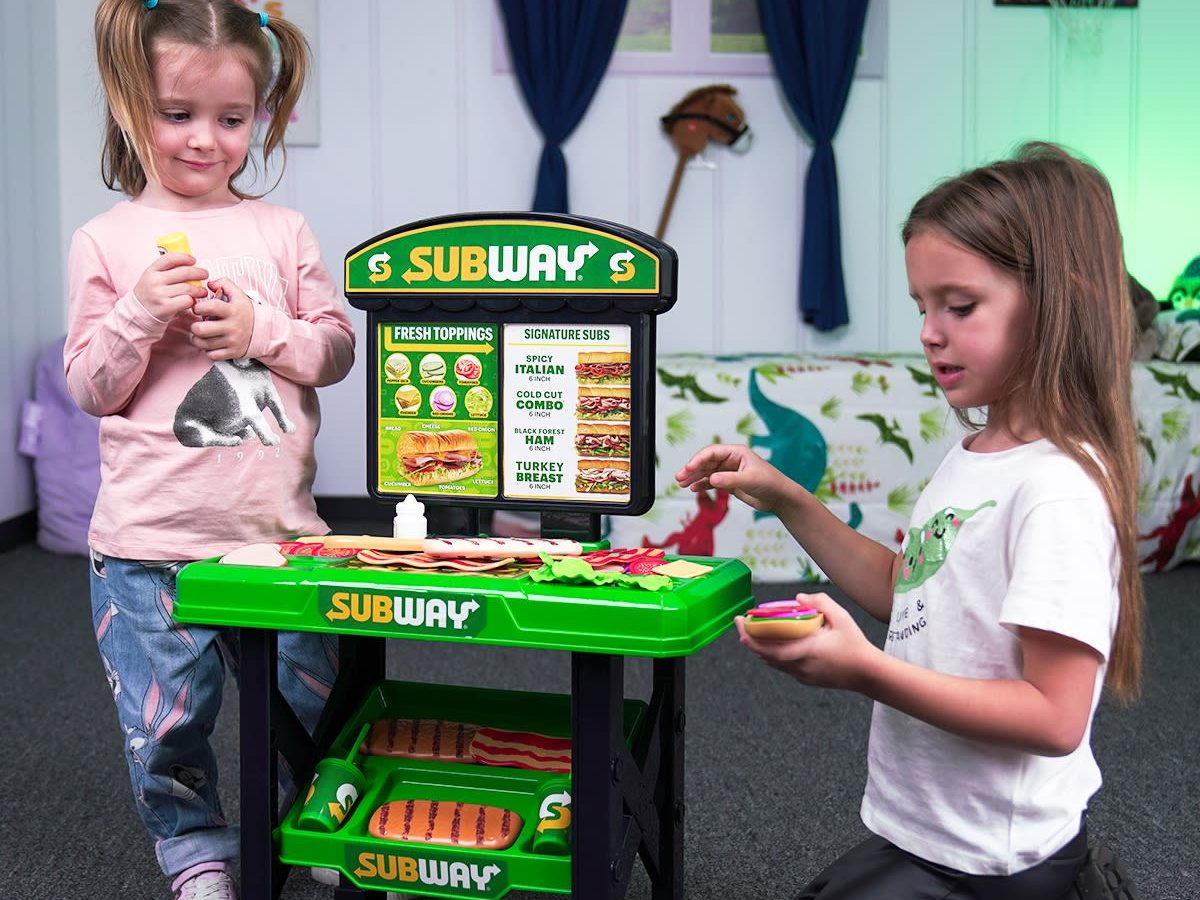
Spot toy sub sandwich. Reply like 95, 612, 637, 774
397, 429, 482, 485
742, 600, 825, 639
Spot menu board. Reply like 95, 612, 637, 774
376, 323, 500, 498
502, 323, 633, 503
348, 212, 677, 513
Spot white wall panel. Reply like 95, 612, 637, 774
1, 1, 61, 525
5, 0, 1196, 521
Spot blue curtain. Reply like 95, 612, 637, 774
498, 0, 628, 213
758, 0, 869, 331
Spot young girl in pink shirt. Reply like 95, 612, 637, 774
66, 2, 354, 897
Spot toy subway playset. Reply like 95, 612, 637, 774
174, 213, 769, 899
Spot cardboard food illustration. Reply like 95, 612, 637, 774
396, 430, 483, 486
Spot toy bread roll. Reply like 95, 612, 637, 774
361, 719, 478, 761
742, 600, 825, 640
369, 799, 522, 850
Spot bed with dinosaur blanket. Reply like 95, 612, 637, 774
607, 351, 1200, 583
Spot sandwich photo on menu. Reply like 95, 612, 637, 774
576, 385, 631, 421
575, 351, 631, 385
575, 422, 631, 459
575, 459, 630, 494
397, 430, 483, 485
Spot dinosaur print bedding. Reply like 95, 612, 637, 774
608, 353, 1200, 583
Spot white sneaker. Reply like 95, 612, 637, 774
310, 866, 341, 885
172, 861, 238, 900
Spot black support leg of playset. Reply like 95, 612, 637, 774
651, 657, 685, 900
238, 629, 386, 900
572, 651, 626, 900
239, 627, 287, 900
571, 651, 686, 900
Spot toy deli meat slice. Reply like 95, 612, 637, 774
468, 727, 572, 773
369, 799, 522, 850
362, 719, 478, 761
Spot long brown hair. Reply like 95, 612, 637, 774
94, 0, 310, 198
902, 141, 1144, 702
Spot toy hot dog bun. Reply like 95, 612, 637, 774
742, 600, 825, 640
369, 799, 522, 850
361, 719, 477, 761
319, 534, 583, 558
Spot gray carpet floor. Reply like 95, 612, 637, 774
1, 536, 1196, 899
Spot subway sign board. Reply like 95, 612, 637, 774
345, 218, 661, 294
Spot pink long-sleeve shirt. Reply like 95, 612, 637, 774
65, 199, 356, 559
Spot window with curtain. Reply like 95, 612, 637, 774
491, 3, 886, 79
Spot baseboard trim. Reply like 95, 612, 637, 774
0, 511, 37, 553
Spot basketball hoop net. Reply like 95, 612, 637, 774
1048, 0, 1118, 58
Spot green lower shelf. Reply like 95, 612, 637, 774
278, 680, 646, 898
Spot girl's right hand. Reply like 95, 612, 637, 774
675, 444, 792, 515
133, 253, 209, 322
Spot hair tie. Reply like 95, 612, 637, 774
259, 11, 268, 27
144, 0, 158, 8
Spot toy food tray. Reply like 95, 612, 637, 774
279, 679, 646, 898
175, 551, 753, 657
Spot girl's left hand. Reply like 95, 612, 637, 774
735, 593, 878, 691
189, 278, 255, 360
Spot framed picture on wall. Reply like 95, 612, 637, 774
240, 0, 320, 146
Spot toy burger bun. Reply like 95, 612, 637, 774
742, 600, 825, 640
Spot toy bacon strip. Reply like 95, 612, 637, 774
361, 719, 478, 761
320, 535, 583, 558
468, 726, 572, 773
369, 799, 522, 850
581, 547, 665, 568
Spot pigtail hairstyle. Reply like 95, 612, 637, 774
94, 0, 310, 198
902, 141, 1144, 702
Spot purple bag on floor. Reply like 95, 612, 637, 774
18, 336, 100, 555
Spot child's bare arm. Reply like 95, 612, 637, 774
677, 444, 897, 621
747, 598, 1102, 756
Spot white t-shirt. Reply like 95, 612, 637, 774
860, 438, 1120, 875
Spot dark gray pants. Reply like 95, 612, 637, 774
798, 821, 1088, 900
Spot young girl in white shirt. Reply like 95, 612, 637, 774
677, 142, 1143, 899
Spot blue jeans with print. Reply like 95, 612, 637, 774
89, 553, 338, 878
